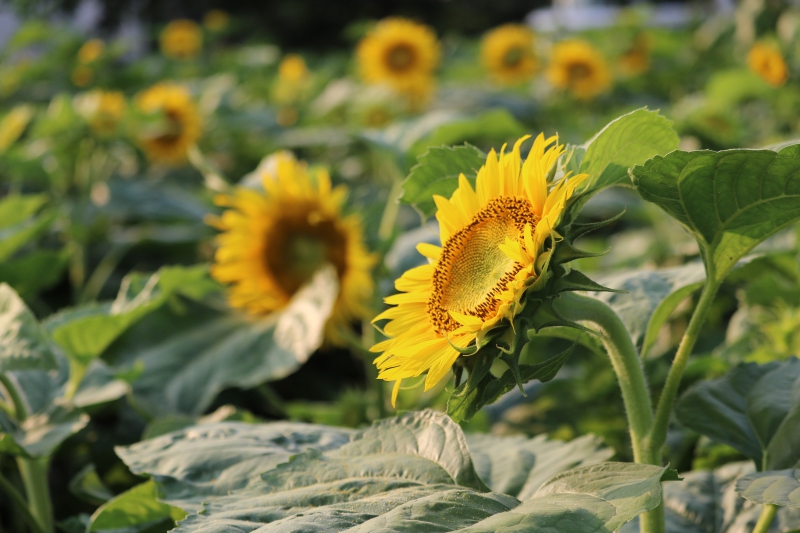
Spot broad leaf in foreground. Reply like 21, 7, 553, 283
88, 479, 186, 533
0, 283, 59, 372
632, 145, 800, 283
676, 358, 800, 470
736, 469, 800, 508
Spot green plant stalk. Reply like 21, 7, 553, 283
0, 374, 28, 420
0, 471, 46, 533
645, 280, 720, 460
752, 504, 778, 533
14, 459, 52, 533
554, 293, 654, 463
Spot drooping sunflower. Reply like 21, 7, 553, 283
356, 17, 440, 100
372, 134, 588, 404
208, 151, 377, 343
160, 19, 203, 60
481, 24, 537, 85
748, 42, 788, 87
74, 90, 127, 136
547, 40, 612, 99
135, 83, 202, 164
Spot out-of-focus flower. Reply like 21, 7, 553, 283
0, 105, 34, 154
74, 90, 127, 136
208, 151, 376, 343
160, 19, 203, 60
371, 134, 589, 405
71, 65, 94, 87
357, 17, 440, 101
136, 83, 201, 164
204, 10, 229, 32
273, 54, 312, 109
78, 39, 105, 64
748, 42, 788, 87
481, 24, 537, 85
279, 54, 309, 84
547, 39, 612, 100
618, 33, 651, 76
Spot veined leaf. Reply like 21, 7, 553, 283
632, 145, 800, 283
0, 403, 88, 457
0, 283, 59, 372
736, 469, 800, 509
0, 249, 68, 296
580, 108, 679, 197
400, 144, 485, 219
88, 480, 186, 533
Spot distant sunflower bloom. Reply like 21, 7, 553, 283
209, 152, 376, 343
0, 105, 34, 154
372, 134, 588, 404
71, 65, 94, 87
74, 90, 127, 136
481, 24, 537, 85
357, 17, 440, 98
619, 34, 651, 76
160, 19, 203, 60
78, 39, 105, 64
748, 42, 788, 87
278, 54, 309, 84
547, 40, 611, 99
136, 83, 201, 164
204, 10, 229, 32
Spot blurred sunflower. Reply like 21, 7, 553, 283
619, 34, 651, 76
209, 151, 376, 343
357, 17, 440, 101
0, 105, 34, 154
78, 39, 105, 64
481, 24, 537, 85
371, 134, 588, 404
748, 42, 788, 87
273, 54, 311, 126
71, 65, 93, 87
74, 90, 127, 136
547, 40, 611, 99
135, 83, 201, 164
160, 19, 203, 60
204, 10, 229, 32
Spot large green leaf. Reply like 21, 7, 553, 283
579, 108, 679, 196
0, 283, 59, 372
632, 145, 800, 283
117, 411, 671, 533
0, 194, 47, 230
736, 469, 800, 508
675, 358, 800, 470
0, 249, 68, 296
0, 403, 88, 457
0, 194, 54, 263
88, 480, 186, 533
466, 433, 613, 499
400, 143, 485, 219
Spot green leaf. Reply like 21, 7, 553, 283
0, 194, 47, 230
88, 480, 186, 533
0, 249, 68, 296
410, 108, 527, 157
0, 211, 54, 263
736, 469, 800, 508
676, 358, 800, 470
632, 146, 800, 283
579, 108, 679, 196
69, 464, 114, 504
466, 433, 613, 499
0, 283, 59, 372
400, 144, 486, 219
0, 403, 88, 457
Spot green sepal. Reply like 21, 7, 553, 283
551, 241, 610, 265
525, 297, 598, 336
552, 269, 625, 294
564, 209, 626, 242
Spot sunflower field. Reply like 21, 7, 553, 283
2, 2, 800, 532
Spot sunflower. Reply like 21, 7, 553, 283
71, 65, 93, 87
748, 42, 788, 87
618, 34, 651, 76
481, 24, 537, 85
371, 134, 588, 404
74, 90, 127, 136
78, 39, 105, 64
0, 105, 34, 154
547, 40, 612, 99
160, 19, 203, 60
357, 17, 440, 99
204, 10, 229, 32
208, 151, 376, 343
135, 83, 202, 164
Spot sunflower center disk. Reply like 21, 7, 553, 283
264, 208, 346, 298
503, 47, 524, 67
567, 62, 592, 81
428, 197, 538, 334
387, 44, 415, 71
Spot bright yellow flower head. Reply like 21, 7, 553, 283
209, 152, 377, 343
279, 54, 309, 84
748, 42, 788, 87
371, 134, 588, 405
357, 17, 440, 98
160, 19, 203, 60
481, 24, 537, 85
547, 40, 612, 100
204, 10, 229, 31
0, 105, 34, 154
74, 90, 127, 136
135, 83, 201, 164
78, 39, 105, 64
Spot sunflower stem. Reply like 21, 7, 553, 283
0, 470, 46, 533
15, 458, 53, 533
553, 292, 654, 463
752, 504, 778, 533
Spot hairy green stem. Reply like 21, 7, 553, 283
15, 459, 53, 533
752, 504, 778, 533
554, 293, 654, 463
0, 374, 28, 420
0, 471, 46, 533
646, 280, 720, 460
